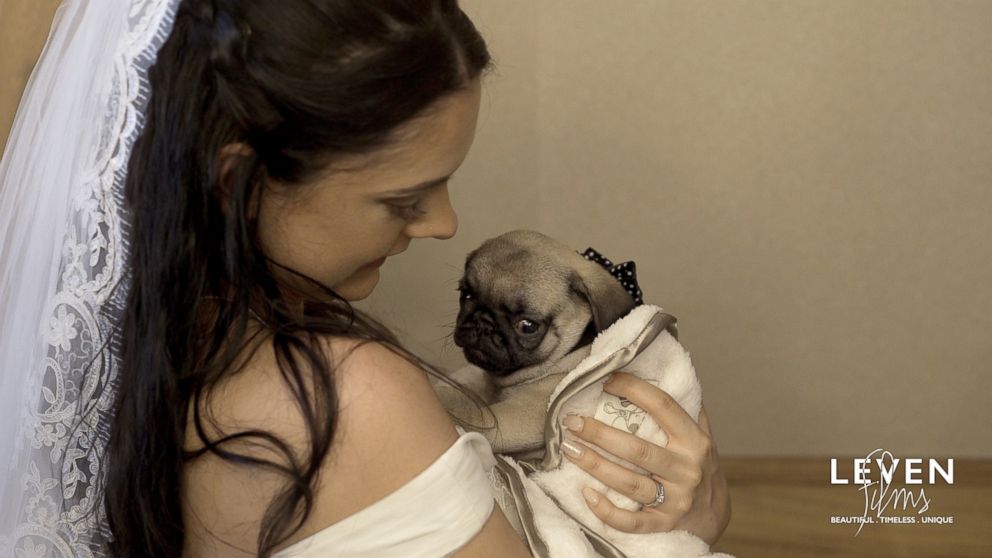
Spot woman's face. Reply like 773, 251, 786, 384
257, 79, 482, 302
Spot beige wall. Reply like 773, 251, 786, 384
3, 1, 989, 458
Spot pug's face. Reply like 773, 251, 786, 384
452, 230, 636, 377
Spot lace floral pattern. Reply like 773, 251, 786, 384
0, 1, 179, 556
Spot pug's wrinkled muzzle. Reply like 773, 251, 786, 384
454, 313, 517, 374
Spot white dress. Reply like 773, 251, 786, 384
273, 430, 498, 558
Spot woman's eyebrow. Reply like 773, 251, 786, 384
384, 174, 451, 196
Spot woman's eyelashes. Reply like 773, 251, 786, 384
384, 179, 450, 220
387, 198, 427, 219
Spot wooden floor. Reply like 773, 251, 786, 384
709, 457, 992, 557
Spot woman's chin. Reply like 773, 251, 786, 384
332, 266, 380, 301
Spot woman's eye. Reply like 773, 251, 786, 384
389, 199, 426, 219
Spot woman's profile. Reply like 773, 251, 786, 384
0, 1, 730, 557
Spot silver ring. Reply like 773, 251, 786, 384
644, 480, 665, 508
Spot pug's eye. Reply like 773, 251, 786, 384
458, 285, 474, 301
515, 319, 540, 335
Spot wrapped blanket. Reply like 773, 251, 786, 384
439, 305, 734, 558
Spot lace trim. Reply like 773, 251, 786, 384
0, 2, 179, 556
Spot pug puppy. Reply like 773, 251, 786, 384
441, 230, 638, 457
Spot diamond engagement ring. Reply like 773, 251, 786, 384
644, 480, 666, 508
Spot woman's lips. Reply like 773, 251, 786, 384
362, 256, 387, 269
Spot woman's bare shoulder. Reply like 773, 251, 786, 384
295, 337, 531, 557
182, 334, 528, 556
283, 337, 463, 532
183, 334, 450, 446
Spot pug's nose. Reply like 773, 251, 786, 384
474, 312, 496, 332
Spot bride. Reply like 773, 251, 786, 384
0, 1, 730, 556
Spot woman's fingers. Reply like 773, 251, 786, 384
563, 372, 731, 544
603, 372, 705, 447
561, 414, 697, 485
580, 486, 679, 534
561, 437, 666, 505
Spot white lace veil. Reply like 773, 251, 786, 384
0, 0, 181, 555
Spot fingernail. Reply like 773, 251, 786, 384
561, 439, 583, 458
582, 487, 600, 505
561, 414, 584, 432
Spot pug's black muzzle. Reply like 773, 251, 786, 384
453, 311, 518, 375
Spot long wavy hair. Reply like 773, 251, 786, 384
105, 1, 493, 556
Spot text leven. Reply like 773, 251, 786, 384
830, 457, 954, 485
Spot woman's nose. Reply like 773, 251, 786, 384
406, 187, 458, 240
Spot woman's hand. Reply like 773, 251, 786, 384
559, 372, 731, 546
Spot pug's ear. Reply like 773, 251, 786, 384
569, 264, 636, 332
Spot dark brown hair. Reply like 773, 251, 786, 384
105, 0, 493, 555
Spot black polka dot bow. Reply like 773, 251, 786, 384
578, 247, 644, 305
